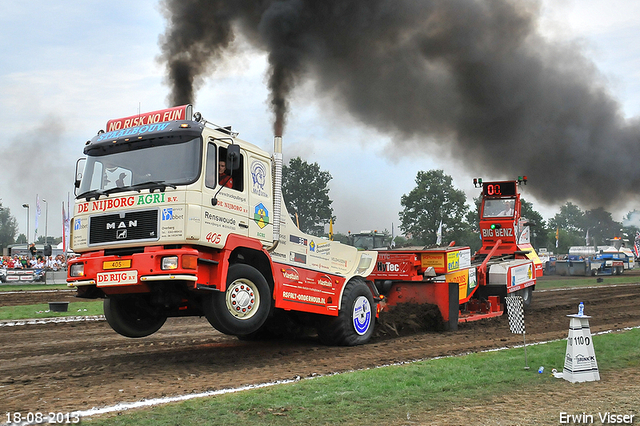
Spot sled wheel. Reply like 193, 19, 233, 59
317, 278, 375, 346
517, 287, 533, 309
204, 263, 270, 336
104, 296, 167, 338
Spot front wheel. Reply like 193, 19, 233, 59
203, 263, 271, 336
317, 278, 375, 346
104, 296, 167, 338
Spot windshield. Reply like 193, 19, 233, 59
483, 198, 515, 218
78, 136, 201, 197
352, 235, 389, 250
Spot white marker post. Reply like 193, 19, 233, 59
563, 303, 600, 383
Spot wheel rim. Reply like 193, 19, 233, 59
352, 295, 372, 335
226, 278, 260, 320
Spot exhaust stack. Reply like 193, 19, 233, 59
272, 135, 283, 247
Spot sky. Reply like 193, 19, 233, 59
1, 0, 640, 241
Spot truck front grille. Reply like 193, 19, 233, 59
89, 210, 159, 245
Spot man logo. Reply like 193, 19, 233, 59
116, 229, 128, 239
106, 220, 138, 230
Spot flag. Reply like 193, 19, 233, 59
585, 228, 590, 246
556, 228, 559, 249
329, 218, 334, 241
35, 195, 41, 241
391, 223, 396, 248
436, 220, 443, 245
63, 194, 71, 253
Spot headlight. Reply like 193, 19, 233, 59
162, 256, 179, 270
69, 263, 85, 277
355, 253, 373, 275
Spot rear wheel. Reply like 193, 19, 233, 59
104, 296, 167, 338
317, 278, 375, 346
203, 263, 271, 336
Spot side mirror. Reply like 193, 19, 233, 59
226, 144, 240, 171
74, 158, 86, 194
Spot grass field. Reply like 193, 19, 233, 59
0, 301, 103, 320
0, 284, 69, 292
82, 328, 640, 425
535, 274, 640, 290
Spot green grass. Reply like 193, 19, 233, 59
535, 274, 640, 290
0, 301, 103, 320
0, 283, 70, 291
85, 328, 640, 425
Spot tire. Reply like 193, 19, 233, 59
516, 287, 533, 309
317, 278, 375, 346
104, 296, 167, 338
203, 263, 271, 336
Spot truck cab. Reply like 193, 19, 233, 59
68, 105, 377, 344
473, 177, 542, 306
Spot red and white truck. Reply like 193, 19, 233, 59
68, 105, 377, 345
68, 105, 541, 344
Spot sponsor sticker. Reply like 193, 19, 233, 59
250, 160, 268, 197
97, 270, 138, 285
290, 235, 307, 245
254, 203, 269, 229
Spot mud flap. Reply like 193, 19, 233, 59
446, 282, 459, 331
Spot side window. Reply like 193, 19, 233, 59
205, 142, 217, 189
218, 146, 244, 192
88, 161, 104, 191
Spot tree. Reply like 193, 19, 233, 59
583, 207, 622, 247
548, 227, 584, 254
548, 202, 585, 251
282, 157, 334, 236
399, 170, 470, 246
548, 202, 584, 233
36, 235, 62, 245
622, 210, 640, 250
331, 231, 350, 245
0, 203, 18, 252
520, 198, 547, 250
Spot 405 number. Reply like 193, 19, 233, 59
206, 232, 222, 244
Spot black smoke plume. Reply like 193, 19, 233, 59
158, 0, 640, 208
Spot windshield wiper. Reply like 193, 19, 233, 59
108, 181, 178, 194
80, 189, 106, 201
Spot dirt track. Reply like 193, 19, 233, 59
1, 278, 640, 417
